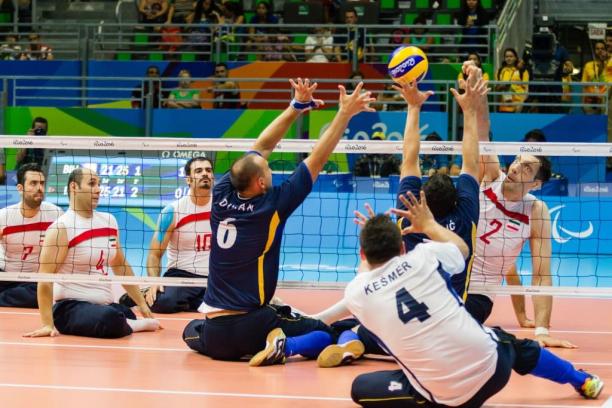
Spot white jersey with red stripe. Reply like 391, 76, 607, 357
470, 172, 536, 298
0, 202, 64, 273
54, 210, 119, 305
345, 242, 499, 406
166, 196, 211, 276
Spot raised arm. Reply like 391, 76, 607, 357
251, 78, 324, 159
450, 66, 489, 181
24, 224, 68, 337
303, 82, 375, 181
393, 82, 434, 179
529, 200, 576, 349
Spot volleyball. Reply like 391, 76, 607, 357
387, 46, 429, 84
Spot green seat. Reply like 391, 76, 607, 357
149, 52, 163, 61
380, 0, 398, 13
116, 52, 132, 61
181, 53, 196, 61
446, 0, 461, 9
134, 33, 149, 44
481, 0, 493, 8
435, 13, 452, 25
414, 0, 430, 9
0, 12, 11, 23
401, 12, 418, 25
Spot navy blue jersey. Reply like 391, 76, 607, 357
204, 161, 313, 311
397, 174, 479, 298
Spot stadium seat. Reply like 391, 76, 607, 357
283, 1, 324, 25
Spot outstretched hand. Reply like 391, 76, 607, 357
391, 191, 435, 235
289, 77, 324, 108
536, 334, 578, 349
338, 82, 376, 117
392, 81, 434, 108
450, 73, 489, 111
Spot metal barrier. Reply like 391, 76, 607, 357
0, 22, 496, 66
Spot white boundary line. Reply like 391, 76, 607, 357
1, 311, 611, 333
1, 341, 612, 367
0, 383, 600, 407
601, 397, 612, 408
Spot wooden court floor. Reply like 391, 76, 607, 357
0, 289, 610, 408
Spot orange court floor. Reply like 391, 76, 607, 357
0, 289, 610, 408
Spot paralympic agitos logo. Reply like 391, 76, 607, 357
549, 205, 593, 244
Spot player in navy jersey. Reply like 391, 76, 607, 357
182, 78, 376, 364
313, 68, 489, 365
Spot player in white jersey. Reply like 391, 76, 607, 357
120, 157, 213, 313
0, 163, 63, 308
24, 168, 160, 339
347, 191, 603, 407
464, 59, 575, 348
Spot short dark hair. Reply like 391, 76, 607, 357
184, 157, 213, 177
423, 174, 457, 219
17, 163, 44, 185
215, 62, 228, 69
345, 6, 357, 16
534, 156, 552, 183
425, 132, 442, 141
230, 154, 264, 193
31, 116, 48, 129
67, 168, 86, 197
360, 214, 403, 265
523, 129, 546, 143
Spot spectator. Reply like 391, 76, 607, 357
333, 7, 372, 63
16, 117, 47, 169
218, 1, 245, 44
138, 0, 169, 30
0, 34, 23, 60
247, 0, 279, 61
581, 41, 609, 115
212, 63, 242, 109
455, 0, 490, 54
167, 70, 200, 109
132, 65, 165, 109
607, 29, 612, 54
166, 0, 195, 24
458, 52, 490, 82
304, 27, 333, 63
496, 47, 529, 113
420, 132, 450, 176
21, 33, 53, 60
374, 82, 404, 111
190, 0, 223, 60
408, 14, 435, 53
353, 132, 400, 178
554, 58, 578, 112
346, 70, 364, 93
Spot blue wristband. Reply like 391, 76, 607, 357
290, 98, 317, 111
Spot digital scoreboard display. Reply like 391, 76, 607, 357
45, 150, 213, 207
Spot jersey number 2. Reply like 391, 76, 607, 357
479, 219, 502, 244
395, 288, 430, 324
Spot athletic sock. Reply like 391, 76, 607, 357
126, 318, 160, 333
338, 329, 359, 345
285, 331, 332, 359
530, 348, 588, 388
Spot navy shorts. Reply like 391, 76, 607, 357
183, 304, 337, 361
53, 300, 136, 339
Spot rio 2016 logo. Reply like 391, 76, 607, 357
549, 205, 594, 244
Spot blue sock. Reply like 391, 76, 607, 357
285, 331, 332, 359
338, 329, 359, 345
530, 348, 588, 388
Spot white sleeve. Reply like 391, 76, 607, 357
420, 242, 465, 276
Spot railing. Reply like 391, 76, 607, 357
0, 22, 496, 66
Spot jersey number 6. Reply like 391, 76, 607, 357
217, 218, 237, 249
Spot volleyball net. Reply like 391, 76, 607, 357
0, 136, 611, 297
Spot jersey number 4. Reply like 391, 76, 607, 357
395, 287, 431, 324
